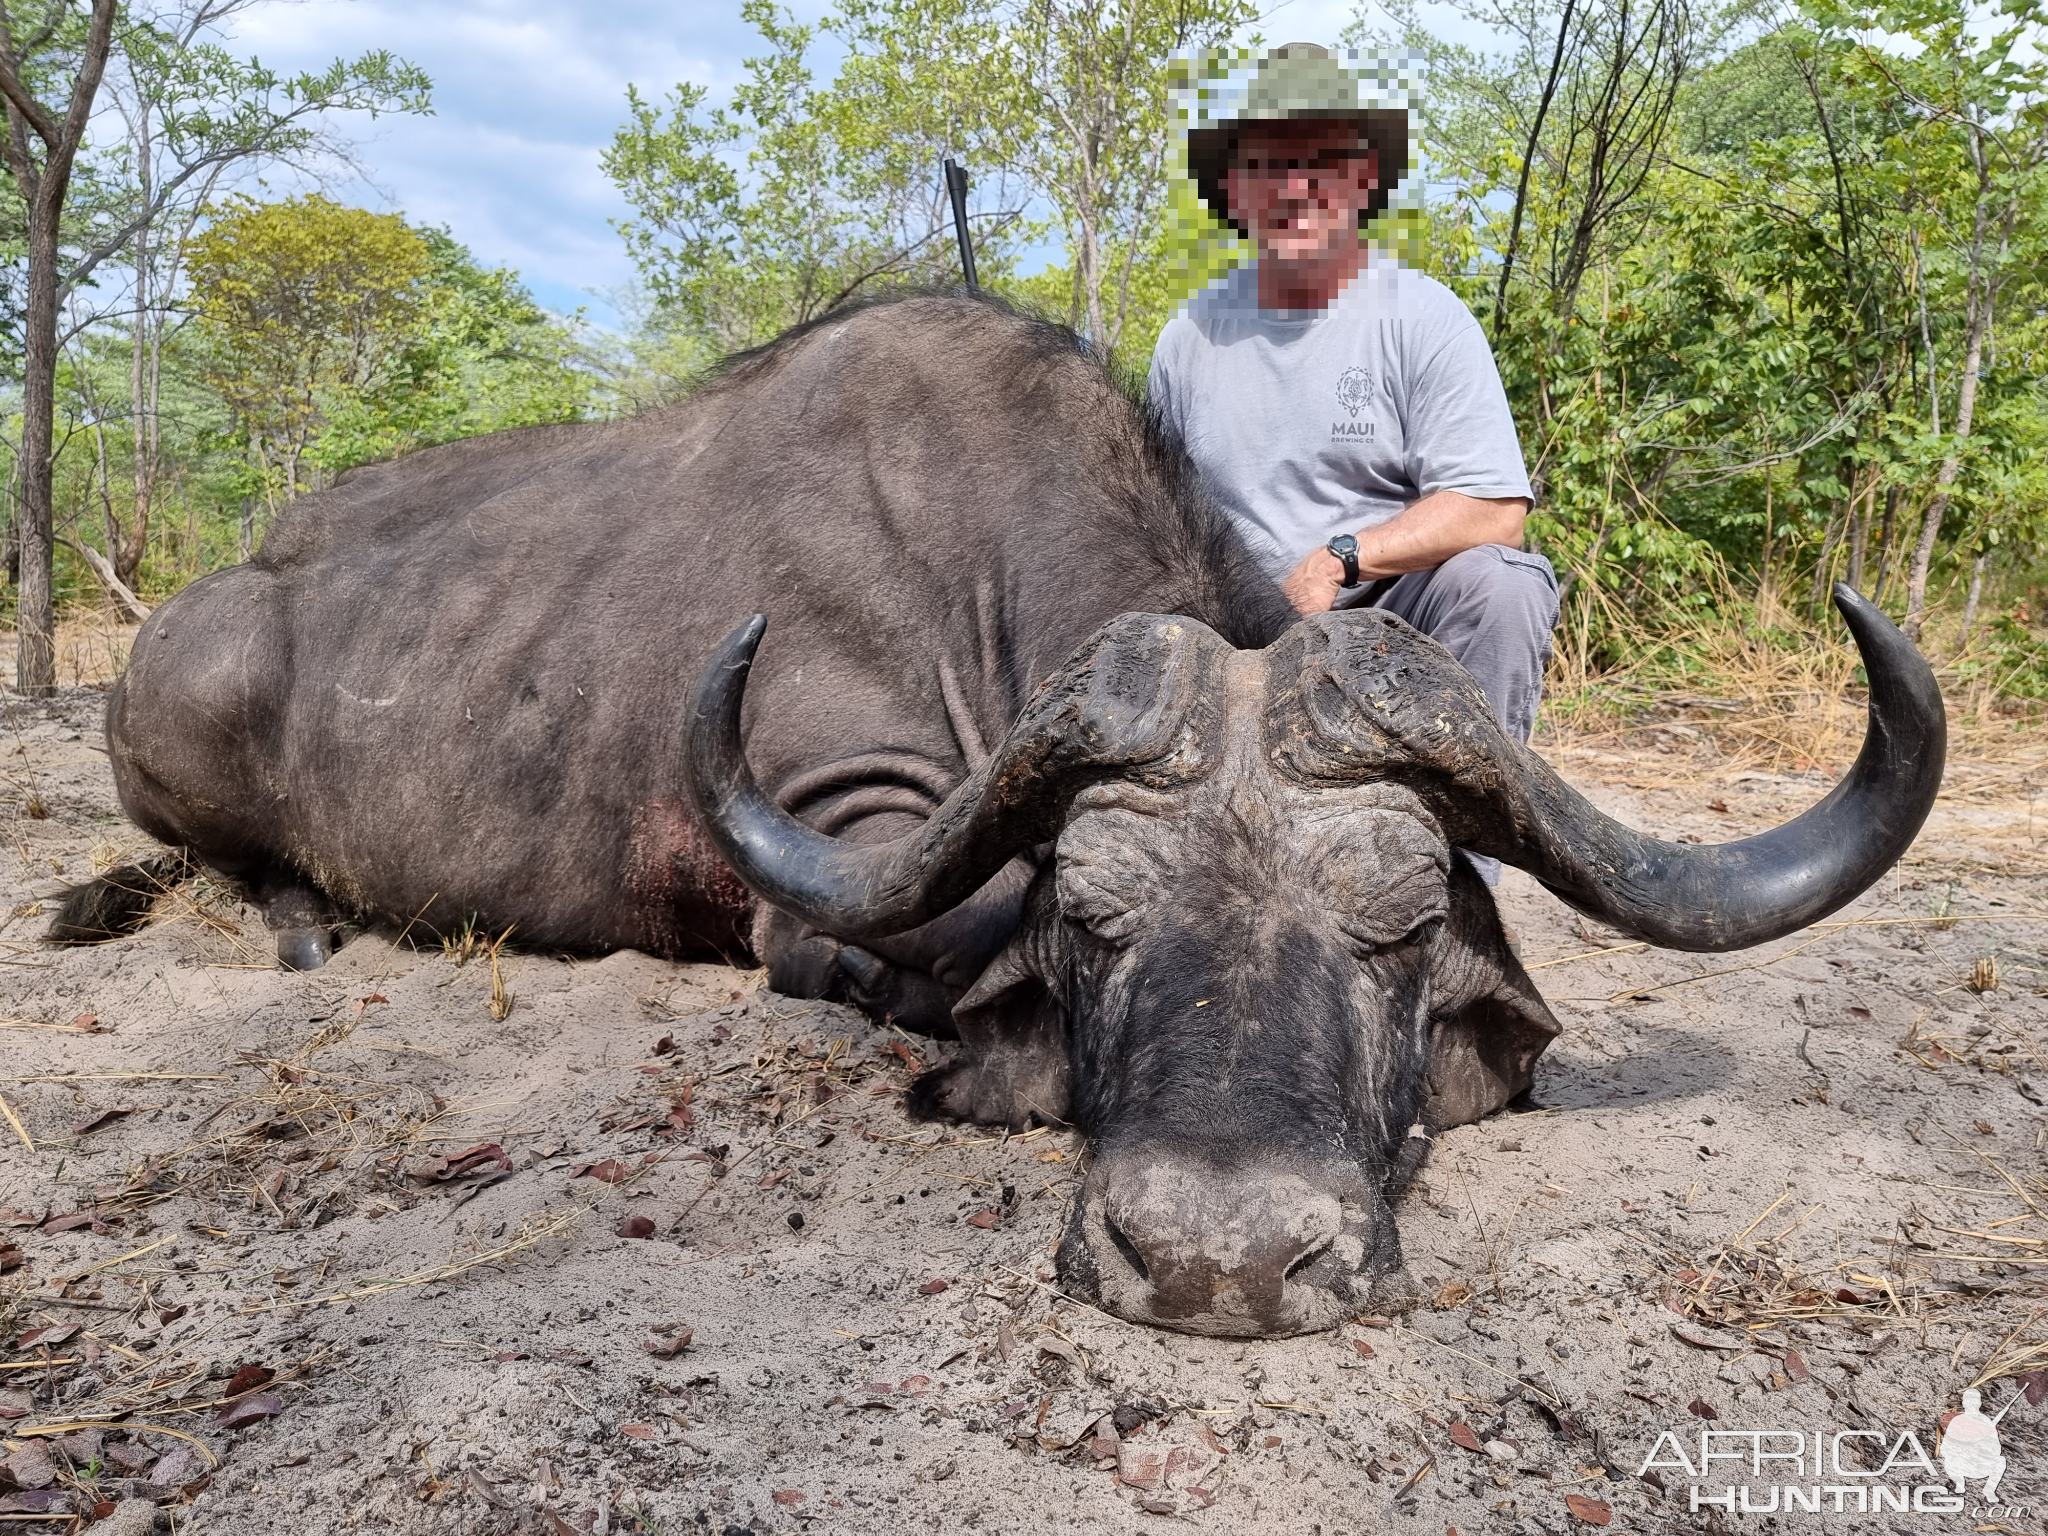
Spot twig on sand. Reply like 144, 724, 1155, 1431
1692, 1187, 1795, 1303
49, 1236, 176, 1286
1969, 1307, 2048, 1391
237, 1209, 580, 1314
12, 1420, 220, 1466
0, 1090, 32, 1150
1390, 1322, 1564, 1405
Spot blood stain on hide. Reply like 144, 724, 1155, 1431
625, 799, 752, 957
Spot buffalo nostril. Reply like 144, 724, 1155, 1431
1103, 1214, 1150, 1282
1284, 1236, 1333, 1282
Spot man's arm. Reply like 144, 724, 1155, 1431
1281, 491, 1528, 616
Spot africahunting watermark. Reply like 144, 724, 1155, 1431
1636, 1386, 2030, 1517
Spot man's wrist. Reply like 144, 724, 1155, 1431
1326, 533, 1360, 587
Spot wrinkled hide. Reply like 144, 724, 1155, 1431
903, 616, 1558, 1334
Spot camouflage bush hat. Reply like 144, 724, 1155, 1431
1184, 43, 1412, 237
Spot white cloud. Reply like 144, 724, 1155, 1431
208, 0, 837, 323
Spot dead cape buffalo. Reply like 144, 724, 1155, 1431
56, 293, 1944, 1337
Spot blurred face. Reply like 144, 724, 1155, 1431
1224, 121, 1378, 265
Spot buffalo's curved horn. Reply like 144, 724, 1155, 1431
683, 612, 1221, 940
1502, 585, 1943, 948
1302, 585, 1944, 952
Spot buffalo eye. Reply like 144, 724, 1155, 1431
1338, 911, 1442, 961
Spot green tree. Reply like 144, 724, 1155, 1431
0, 0, 116, 695
95, 0, 432, 590
604, 0, 1251, 365
604, 0, 1029, 352
0, 0, 430, 690
313, 226, 593, 470
188, 193, 431, 512
1347, 0, 2048, 664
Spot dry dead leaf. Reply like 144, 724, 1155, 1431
1783, 1349, 1810, 1382
571, 1159, 629, 1184
619, 1424, 655, 1441
222, 1364, 274, 1397
69, 1105, 134, 1136
1687, 1398, 1718, 1420
917, 1278, 948, 1295
1564, 1493, 1612, 1526
616, 1215, 656, 1239
216, 1391, 285, 1428
408, 1142, 512, 1182
4, 1442, 56, 1490
965, 1208, 998, 1229
1448, 1421, 1483, 1453
0, 1492, 70, 1515
643, 1327, 693, 1359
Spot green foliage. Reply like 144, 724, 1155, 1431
605, 0, 1250, 363
316, 227, 594, 469
188, 193, 433, 500
186, 196, 593, 505
1356, 0, 2048, 671
603, 0, 1029, 352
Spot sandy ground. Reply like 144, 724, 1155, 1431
1, 684, 2045, 1536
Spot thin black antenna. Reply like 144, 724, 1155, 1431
943, 157, 979, 293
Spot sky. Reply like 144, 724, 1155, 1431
219, 0, 1431, 329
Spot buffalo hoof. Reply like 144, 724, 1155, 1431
275, 927, 335, 971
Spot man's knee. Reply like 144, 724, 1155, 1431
1432, 544, 1560, 627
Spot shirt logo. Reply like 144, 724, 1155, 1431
1335, 366, 1374, 416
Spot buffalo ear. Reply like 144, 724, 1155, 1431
910, 877, 1072, 1130
1422, 857, 1562, 1132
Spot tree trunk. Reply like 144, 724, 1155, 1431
15, 208, 59, 694
1903, 296, 1988, 642
58, 534, 150, 622
1872, 484, 1899, 606
1959, 550, 1988, 646
1845, 470, 1870, 590
122, 218, 152, 590
0, 0, 119, 694
1810, 503, 1845, 617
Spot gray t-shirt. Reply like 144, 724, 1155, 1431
1148, 260, 1533, 580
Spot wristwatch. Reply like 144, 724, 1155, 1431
1327, 533, 1361, 588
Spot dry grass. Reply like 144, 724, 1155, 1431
62, 1012, 456, 1239
1543, 578, 2048, 781
0, 613, 141, 691
1632, 1139, 2048, 1359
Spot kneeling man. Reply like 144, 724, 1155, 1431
1152, 44, 1559, 882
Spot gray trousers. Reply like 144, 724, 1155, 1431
1335, 543, 1560, 883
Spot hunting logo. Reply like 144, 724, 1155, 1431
1335, 366, 1374, 416
1635, 1384, 2034, 1518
